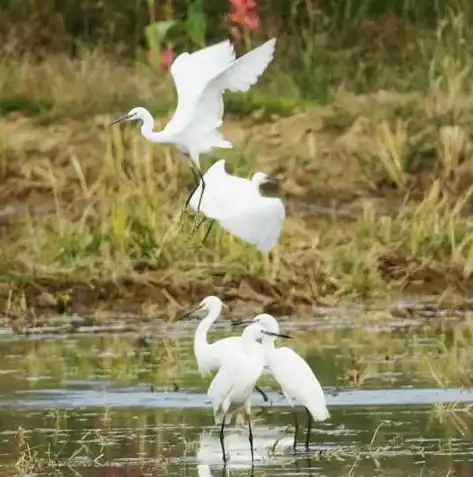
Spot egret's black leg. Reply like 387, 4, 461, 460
201, 220, 215, 243
248, 416, 254, 462
220, 415, 227, 464
255, 386, 269, 403
292, 409, 299, 450
184, 166, 200, 209
305, 407, 312, 450
196, 168, 206, 213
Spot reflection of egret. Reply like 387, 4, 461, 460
181, 296, 269, 403
233, 314, 330, 450
207, 322, 292, 463
196, 428, 293, 468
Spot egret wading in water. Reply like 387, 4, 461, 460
109, 38, 277, 213
233, 314, 330, 450
207, 321, 292, 463
180, 296, 270, 403
188, 160, 285, 252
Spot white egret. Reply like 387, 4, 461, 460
110, 38, 277, 211
233, 314, 330, 450
207, 321, 292, 463
181, 295, 270, 403
188, 159, 285, 252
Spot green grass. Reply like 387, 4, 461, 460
2, 12, 473, 317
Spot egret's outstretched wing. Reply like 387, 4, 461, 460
170, 40, 235, 111
266, 347, 330, 422
165, 41, 236, 138
218, 198, 285, 252
176, 39, 277, 156
221, 37, 277, 93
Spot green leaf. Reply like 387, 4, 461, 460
144, 20, 177, 67
154, 20, 177, 43
185, 0, 207, 48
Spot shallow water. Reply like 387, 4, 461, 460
3, 308, 473, 476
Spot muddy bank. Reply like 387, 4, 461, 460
2, 258, 473, 325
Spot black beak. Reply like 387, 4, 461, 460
231, 319, 253, 327
178, 301, 229, 320
178, 303, 204, 320
109, 113, 133, 126
262, 330, 292, 339
264, 175, 279, 186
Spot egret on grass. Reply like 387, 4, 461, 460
109, 38, 277, 212
233, 314, 330, 450
188, 159, 285, 252
207, 321, 292, 463
180, 296, 270, 403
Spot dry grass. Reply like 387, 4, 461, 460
3, 14, 473, 319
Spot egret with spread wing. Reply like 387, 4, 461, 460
180, 295, 270, 403
188, 159, 285, 252
234, 314, 330, 450
110, 38, 277, 212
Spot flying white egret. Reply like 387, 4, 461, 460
180, 295, 270, 403
207, 321, 292, 463
188, 159, 285, 252
109, 38, 277, 212
233, 314, 330, 450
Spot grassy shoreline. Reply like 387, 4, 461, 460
3, 15, 473, 321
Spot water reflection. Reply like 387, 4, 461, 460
1, 312, 473, 477
196, 428, 293, 466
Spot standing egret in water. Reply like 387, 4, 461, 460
233, 314, 330, 450
188, 159, 285, 252
207, 321, 292, 463
109, 38, 277, 211
181, 296, 270, 403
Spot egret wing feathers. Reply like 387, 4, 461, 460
208, 355, 265, 424
218, 199, 285, 252
169, 40, 235, 117
266, 347, 330, 422
188, 160, 256, 217
196, 335, 243, 373
169, 39, 277, 166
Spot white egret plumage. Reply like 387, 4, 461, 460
233, 314, 330, 450
180, 296, 270, 403
110, 38, 277, 211
188, 159, 285, 252
207, 321, 292, 463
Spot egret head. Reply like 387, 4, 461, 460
109, 107, 150, 126
180, 295, 228, 319
251, 172, 279, 196
231, 313, 292, 341
251, 172, 277, 186
252, 313, 279, 334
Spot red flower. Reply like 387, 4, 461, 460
243, 11, 260, 31
229, 0, 256, 7
160, 48, 175, 69
228, 0, 260, 34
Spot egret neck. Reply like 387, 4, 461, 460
138, 109, 171, 144
194, 299, 223, 371
241, 324, 264, 357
